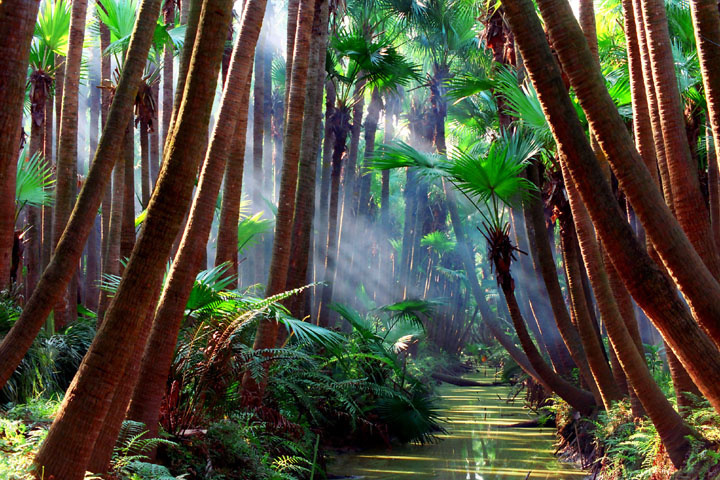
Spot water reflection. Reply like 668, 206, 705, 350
329, 374, 587, 479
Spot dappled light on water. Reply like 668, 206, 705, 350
329, 374, 587, 479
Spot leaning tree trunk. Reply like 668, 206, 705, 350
0, 0, 160, 393
561, 160, 693, 467
99, 22, 113, 283
639, 0, 720, 279
558, 210, 622, 409
524, 163, 600, 401
501, 0, 720, 414
0, 0, 42, 287
128, 0, 268, 440
32, 1, 232, 478
53, 0, 88, 326
245, 0, 318, 402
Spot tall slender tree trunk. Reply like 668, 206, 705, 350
285, 0, 328, 318
318, 108, 351, 327
246, 0, 318, 384
558, 208, 622, 408
639, 0, 720, 278
129, 0, 269, 438
141, 118, 151, 207
502, 0, 720, 413
0, 0, 161, 392
315, 80, 335, 307
524, 164, 600, 401
214, 77, 251, 281
252, 33, 266, 281
53, 0, 88, 326
0, 0, 40, 287
99, 22, 113, 292
32, 1, 232, 477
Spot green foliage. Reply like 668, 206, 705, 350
15, 150, 55, 219
0, 294, 94, 404
238, 212, 274, 254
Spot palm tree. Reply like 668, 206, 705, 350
284, 0, 330, 319
24, 0, 70, 298
0, 0, 42, 288
501, 0, 720, 414
244, 0, 318, 405
127, 0, 270, 441
52, 0, 89, 327
0, 0, 161, 395
32, 0, 232, 477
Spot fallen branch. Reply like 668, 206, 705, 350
431, 372, 508, 387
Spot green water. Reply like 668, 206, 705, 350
329, 373, 588, 479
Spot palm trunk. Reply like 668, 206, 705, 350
558, 209, 622, 409
285, 0, 328, 318
99, 152, 126, 323
252, 35, 266, 281
121, 126, 136, 262
502, 0, 720, 413
99, 22, 113, 284
32, 1, 232, 477
42, 92, 54, 272
0, 0, 160, 393
248, 0, 317, 371
318, 108, 351, 327
0, 0, 40, 287
52, 0, 88, 327
524, 163, 600, 400
150, 83, 160, 189
141, 119, 150, 207
561, 161, 692, 466
639, 0, 720, 278
214, 76, 252, 281
129, 0, 266, 443
501, 278, 596, 415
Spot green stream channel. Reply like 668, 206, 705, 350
329, 373, 588, 479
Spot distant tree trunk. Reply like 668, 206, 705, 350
161, 0, 175, 156
252, 34, 265, 281
121, 126, 136, 262
0, 0, 41, 287
358, 88, 382, 218
214, 76, 251, 282
150, 83, 160, 189
140, 118, 150, 207
0, 0, 161, 394
98, 148, 126, 322
85, 52, 102, 312
42, 90, 54, 273
32, 1, 232, 477
99, 22, 113, 287
318, 107, 351, 327
53, 0, 88, 327
315, 80, 335, 305
248, 0, 317, 353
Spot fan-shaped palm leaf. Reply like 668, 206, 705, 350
16, 150, 55, 218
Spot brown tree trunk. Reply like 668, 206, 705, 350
32, 1, 232, 477
559, 210, 623, 409
561, 160, 692, 466
524, 164, 601, 401
285, 0, 328, 318
121, 126, 136, 262
99, 23, 113, 293
639, 0, 720, 278
129, 0, 267, 439
247, 0, 317, 382
53, 0, 88, 326
0, 0, 40, 287
0, 0, 160, 393
141, 118, 150, 207
214, 76, 251, 281
502, 0, 720, 414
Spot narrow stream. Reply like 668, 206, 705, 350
329, 373, 588, 479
